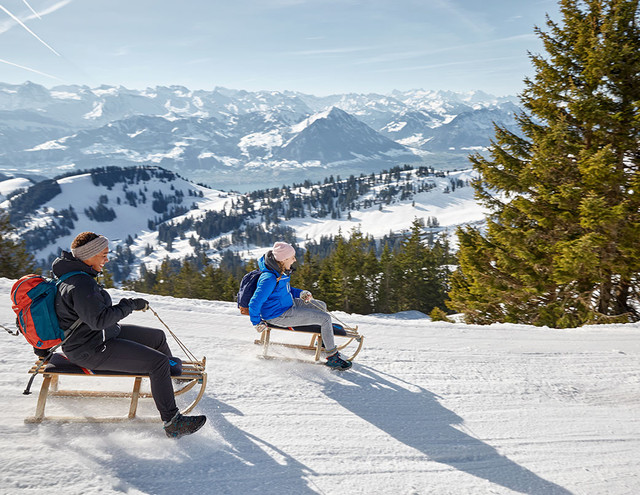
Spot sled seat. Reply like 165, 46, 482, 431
25, 353, 207, 424
254, 322, 364, 362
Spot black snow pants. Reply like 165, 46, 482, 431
70, 324, 179, 422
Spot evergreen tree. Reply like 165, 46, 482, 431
0, 213, 36, 278
174, 260, 201, 299
449, 0, 640, 327
360, 246, 381, 313
152, 258, 177, 296
315, 237, 344, 310
312, 229, 379, 313
376, 243, 396, 313
201, 264, 230, 301
294, 249, 321, 295
100, 267, 115, 288
337, 230, 378, 314
125, 264, 157, 293
394, 220, 448, 314
222, 274, 239, 301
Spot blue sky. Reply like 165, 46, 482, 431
0, 0, 560, 96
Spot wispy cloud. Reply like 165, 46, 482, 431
111, 46, 130, 57
38, 0, 73, 16
286, 45, 380, 57
369, 55, 525, 74
0, 56, 63, 80
355, 34, 537, 66
429, 0, 494, 36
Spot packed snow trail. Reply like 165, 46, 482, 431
1, 278, 639, 494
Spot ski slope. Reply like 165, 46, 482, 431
1, 277, 638, 494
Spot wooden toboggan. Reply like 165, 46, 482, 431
23, 307, 207, 423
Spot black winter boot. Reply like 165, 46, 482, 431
325, 351, 352, 370
164, 413, 207, 438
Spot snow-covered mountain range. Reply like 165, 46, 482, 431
1, 165, 486, 281
0, 82, 520, 191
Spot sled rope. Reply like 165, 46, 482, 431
149, 307, 203, 370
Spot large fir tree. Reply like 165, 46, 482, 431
449, 0, 640, 327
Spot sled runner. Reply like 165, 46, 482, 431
254, 321, 364, 362
24, 353, 207, 423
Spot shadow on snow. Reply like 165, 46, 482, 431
321, 365, 572, 495
42, 395, 318, 495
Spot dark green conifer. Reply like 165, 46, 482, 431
293, 249, 321, 296
174, 261, 200, 299
394, 220, 448, 314
449, 0, 640, 327
0, 213, 36, 278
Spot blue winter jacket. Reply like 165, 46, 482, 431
249, 252, 302, 325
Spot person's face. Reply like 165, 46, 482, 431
281, 255, 296, 270
83, 247, 109, 273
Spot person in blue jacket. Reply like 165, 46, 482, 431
249, 241, 352, 370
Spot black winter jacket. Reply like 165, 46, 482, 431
52, 251, 138, 364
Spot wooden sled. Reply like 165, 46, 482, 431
254, 322, 364, 362
24, 354, 207, 424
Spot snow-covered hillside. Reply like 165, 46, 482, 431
0, 177, 33, 202
1, 277, 638, 494
1, 167, 240, 275
2, 165, 485, 279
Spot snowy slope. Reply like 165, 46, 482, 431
283, 169, 484, 252
3, 166, 485, 278
0, 177, 33, 201
129, 167, 485, 273
1, 167, 240, 266
1, 277, 638, 494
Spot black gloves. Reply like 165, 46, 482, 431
129, 298, 149, 311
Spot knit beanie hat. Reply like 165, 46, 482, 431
71, 235, 109, 260
272, 241, 295, 261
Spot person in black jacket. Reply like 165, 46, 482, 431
53, 231, 206, 438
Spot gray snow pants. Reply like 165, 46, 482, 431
266, 298, 337, 355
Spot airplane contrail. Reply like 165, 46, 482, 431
22, 0, 41, 19
0, 57, 64, 80
0, 4, 60, 56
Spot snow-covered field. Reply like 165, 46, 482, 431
1, 277, 639, 494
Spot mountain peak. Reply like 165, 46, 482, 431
0, 83, 521, 190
